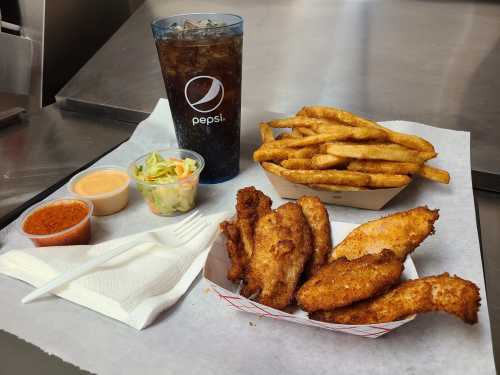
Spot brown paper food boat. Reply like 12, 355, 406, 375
264, 170, 406, 210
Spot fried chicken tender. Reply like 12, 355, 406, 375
220, 187, 272, 282
297, 250, 403, 313
330, 206, 439, 261
241, 203, 313, 310
311, 273, 480, 325
297, 196, 332, 278
236, 187, 273, 262
219, 221, 244, 282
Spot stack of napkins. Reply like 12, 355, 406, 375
0, 212, 230, 330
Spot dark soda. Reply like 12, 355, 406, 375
152, 14, 243, 183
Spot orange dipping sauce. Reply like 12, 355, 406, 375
74, 169, 129, 196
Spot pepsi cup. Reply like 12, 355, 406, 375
151, 13, 243, 183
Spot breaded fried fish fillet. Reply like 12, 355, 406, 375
311, 273, 480, 325
220, 187, 272, 282
297, 196, 332, 278
296, 250, 403, 313
330, 206, 439, 261
241, 202, 313, 310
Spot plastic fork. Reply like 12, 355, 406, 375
21, 210, 207, 304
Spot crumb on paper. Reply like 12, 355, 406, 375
204, 288, 211, 294
249, 321, 256, 327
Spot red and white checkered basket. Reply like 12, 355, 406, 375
203, 220, 418, 338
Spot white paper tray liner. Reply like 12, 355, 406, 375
0, 100, 493, 374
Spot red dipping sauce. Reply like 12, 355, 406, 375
19, 198, 93, 247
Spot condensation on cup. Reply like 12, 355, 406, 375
151, 13, 243, 183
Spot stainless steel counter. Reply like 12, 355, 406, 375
0, 105, 135, 224
57, 0, 500, 189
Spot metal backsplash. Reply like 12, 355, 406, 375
0, 0, 43, 112
0, 0, 143, 112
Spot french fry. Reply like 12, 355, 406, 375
366, 173, 412, 188
418, 165, 450, 184
311, 123, 352, 133
253, 147, 293, 162
291, 128, 303, 138
291, 146, 318, 158
310, 124, 385, 141
269, 116, 344, 128
259, 122, 274, 143
419, 151, 438, 161
385, 131, 435, 153
326, 142, 436, 163
276, 132, 294, 140
280, 168, 371, 187
297, 127, 316, 136
275, 129, 303, 140
313, 124, 387, 141
298, 106, 435, 152
262, 128, 388, 150
311, 154, 350, 169
318, 143, 329, 154
259, 135, 319, 149
309, 184, 367, 192
297, 106, 379, 129
281, 158, 314, 170
263, 159, 409, 189
261, 161, 288, 176
347, 160, 422, 175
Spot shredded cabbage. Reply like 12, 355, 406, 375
134, 152, 198, 184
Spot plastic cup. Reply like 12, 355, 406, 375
151, 13, 243, 183
68, 166, 130, 216
128, 148, 205, 216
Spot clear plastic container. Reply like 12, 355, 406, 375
129, 149, 205, 216
18, 198, 93, 247
68, 165, 129, 216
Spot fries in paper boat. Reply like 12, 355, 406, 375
254, 106, 450, 209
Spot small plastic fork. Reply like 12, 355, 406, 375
21, 210, 207, 304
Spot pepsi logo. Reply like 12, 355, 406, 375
184, 75, 224, 113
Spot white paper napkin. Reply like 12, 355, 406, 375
0, 211, 230, 330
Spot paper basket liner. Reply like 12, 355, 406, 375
203, 220, 418, 338
264, 170, 406, 210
